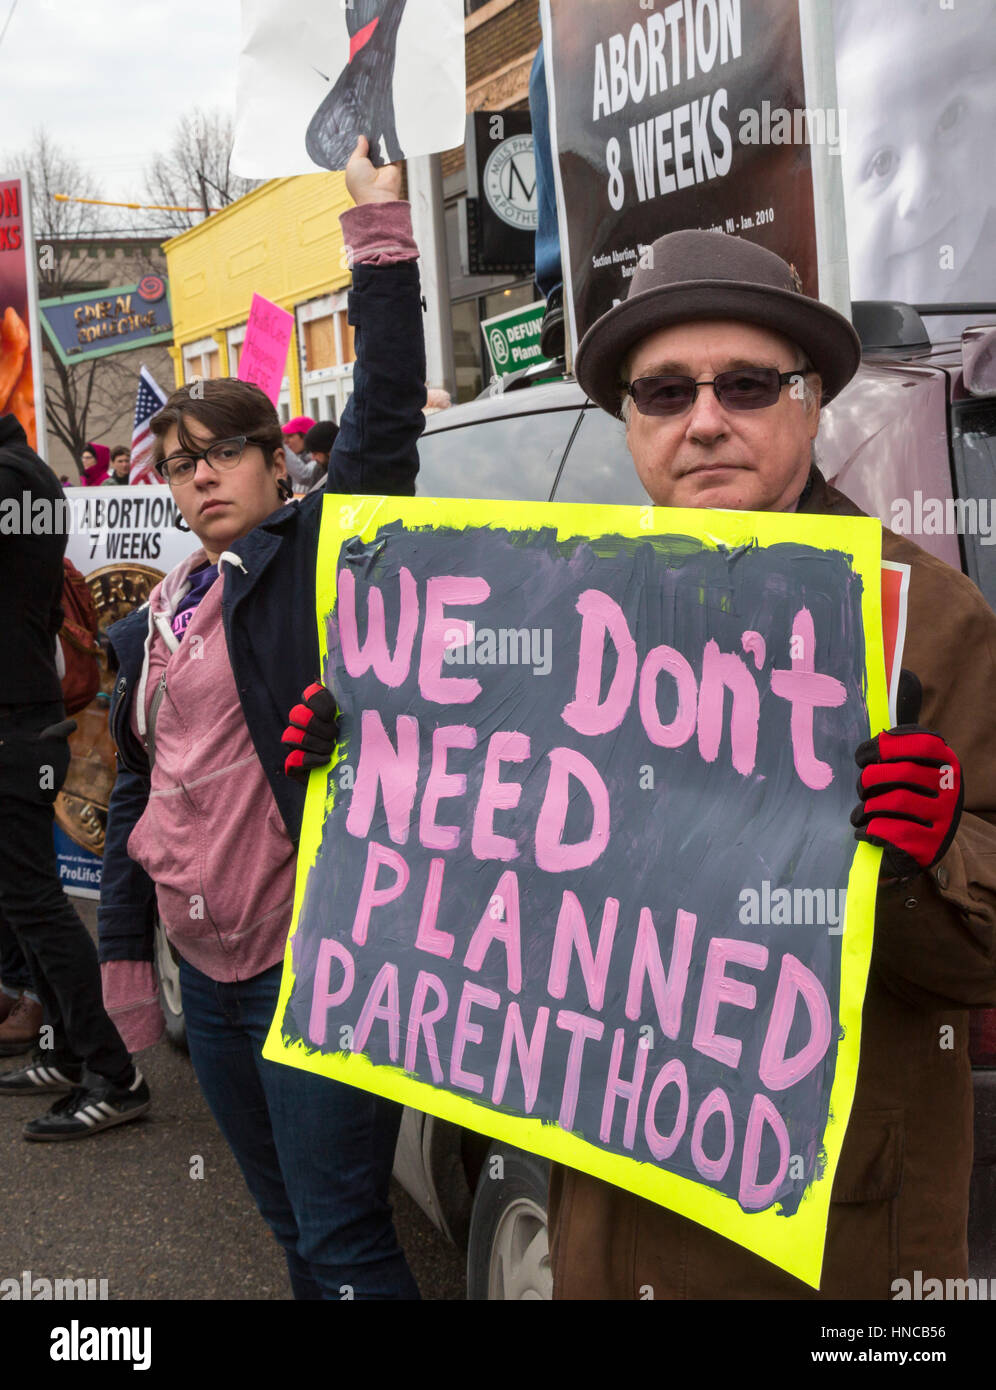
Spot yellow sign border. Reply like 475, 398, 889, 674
264, 496, 887, 1290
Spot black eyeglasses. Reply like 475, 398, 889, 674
623, 367, 810, 417
156, 436, 257, 485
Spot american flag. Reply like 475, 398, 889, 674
129, 365, 169, 484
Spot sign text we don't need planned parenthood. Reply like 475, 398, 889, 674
266, 498, 886, 1286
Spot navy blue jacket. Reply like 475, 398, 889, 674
98, 259, 425, 964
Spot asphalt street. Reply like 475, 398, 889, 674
1, 899, 466, 1303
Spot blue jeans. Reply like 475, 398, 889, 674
529, 35, 563, 301
178, 957, 419, 1300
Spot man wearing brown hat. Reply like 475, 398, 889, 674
548, 230, 996, 1299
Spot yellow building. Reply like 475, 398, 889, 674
163, 174, 357, 425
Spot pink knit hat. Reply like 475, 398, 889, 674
282, 416, 316, 436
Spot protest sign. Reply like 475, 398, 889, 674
265, 497, 887, 1288
236, 294, 294, 405
834, 0, 995, 338
541, 0, 849, 356
0, 177, 48, 455
481, 301, 550, 380
232, 0, 465, 175
53, 488, 200, 896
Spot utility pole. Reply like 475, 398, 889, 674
406, 153, 456, 398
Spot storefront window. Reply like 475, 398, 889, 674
182, 342, 221, 382
451, 281, 539, 403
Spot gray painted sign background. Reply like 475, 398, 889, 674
279, 516, 878, 1230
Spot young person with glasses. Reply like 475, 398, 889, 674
96, 138, 424, 1300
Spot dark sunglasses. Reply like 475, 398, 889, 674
623, 367, 809, 417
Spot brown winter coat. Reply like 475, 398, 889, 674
549, 467, 996, 1300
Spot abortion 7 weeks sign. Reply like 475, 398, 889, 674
265, 498, 887, 1288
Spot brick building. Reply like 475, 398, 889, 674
40, 234, 173, 480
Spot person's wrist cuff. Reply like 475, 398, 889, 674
341, 201, 418, 264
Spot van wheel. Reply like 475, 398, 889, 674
467, 1144, 552, 1300
154, 919, 187, 1053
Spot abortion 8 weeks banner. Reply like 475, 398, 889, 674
265, 498, 887, 1287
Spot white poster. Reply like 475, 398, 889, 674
834, 0, 996, 336
231, 0, 466, 175
56, 489, 200, 897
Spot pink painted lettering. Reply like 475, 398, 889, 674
345, 711, 419, 844
625, 907, 696, 1039
546, 891, 619, 1012
352, 960, 400, 1062
599, 1028, 650, 1150
350, 841, 409, 946
308, 938, 355, 1046
770, 607, 847, 790
419, 724, 477, 850
644, 1058, 689, 1160
534, 746, 610, 873
697, 640, 759, 775
561, 589, 637, 736
418, 576, 490, 704
471, 731, 529, 861
758, 952, 833, 1091
638, 644, 698, 747
450, 981, 501, 1094
414, 857, 455, 960
692, 937, 769, 1069
738, 1092, 791, 1210
462, 869, 522, 993
337, 564, 418, 686
404, 970, 448, 1082
555, 1010, 605, 1131
690, 1086, 734, 1182
492, 1003, 550, 1112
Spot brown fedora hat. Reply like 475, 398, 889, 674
574, 230, 861, 417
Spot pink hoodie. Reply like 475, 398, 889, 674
126, 549, 296, 981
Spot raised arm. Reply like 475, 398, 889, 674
326, 137, 426, 498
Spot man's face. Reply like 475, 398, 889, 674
284, 432, 305, 455
112, 455, 130, 478
624, 319, 821, 512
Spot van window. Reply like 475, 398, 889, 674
416, 409, 581, 501
950, 401, 996, 613
552, 406, 650, 505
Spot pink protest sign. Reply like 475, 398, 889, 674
237, 294, 294, 403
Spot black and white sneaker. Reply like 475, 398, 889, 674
22, 1068, 151, 1142
0, 1058, 82, 1094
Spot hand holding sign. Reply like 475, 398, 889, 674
345, 136, 402, 205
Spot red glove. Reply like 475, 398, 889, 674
281, 682, 340, 783
851, 726, 964, 879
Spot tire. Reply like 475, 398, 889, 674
466, 1144, 553, 1300
153, 918, 187, 1053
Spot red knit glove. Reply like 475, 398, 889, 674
851, 726, 964, 879
281, 682, 340, 783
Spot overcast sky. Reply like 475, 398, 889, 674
1, 0, 242, 216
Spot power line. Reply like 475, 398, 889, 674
0, 0, 19, 49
